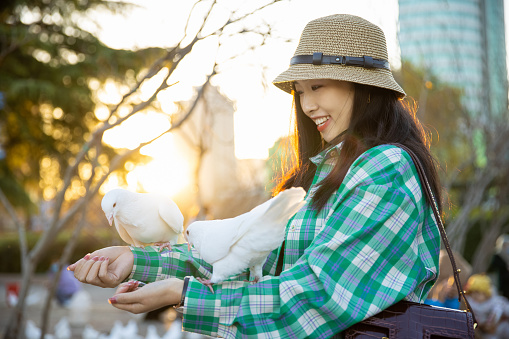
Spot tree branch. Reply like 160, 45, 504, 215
0, 188, 28, 267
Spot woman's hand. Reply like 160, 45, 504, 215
108, 278, 184, 314
67, 246, 133, 288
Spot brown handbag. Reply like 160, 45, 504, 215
343, 144, 477, 338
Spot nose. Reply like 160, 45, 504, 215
300, 93, 318, 116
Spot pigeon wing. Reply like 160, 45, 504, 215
255, 187, 306, 226
157, 200, 184, 234
114, 220, 136, 246
233, 187, 306, 250
196, 217, 247, 264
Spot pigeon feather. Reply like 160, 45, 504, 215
186, 187, 306, 284
101, 189, 184, 249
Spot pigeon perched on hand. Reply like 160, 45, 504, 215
101, 188, 184, 251
186, 187, 306, 292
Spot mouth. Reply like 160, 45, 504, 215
313, 116, 330, 132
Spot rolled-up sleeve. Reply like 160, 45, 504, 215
129, 244, 213, 282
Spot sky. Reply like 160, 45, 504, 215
91, 0, 400, 160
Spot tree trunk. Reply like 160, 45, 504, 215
39, 205, 88, 338
3, 257, 35, 339
446, 168, 495, 252
471, 212, 509, 274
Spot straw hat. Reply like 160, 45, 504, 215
273, 14, 405, 97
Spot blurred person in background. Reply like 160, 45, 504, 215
465, 274, 509, 339
48, 258, 81, 307
425, 276, 460, 309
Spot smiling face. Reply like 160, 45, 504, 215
294, 79, 354, 143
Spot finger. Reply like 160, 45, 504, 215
74, 256, 95, 282
108, 298, 143, 314
110, 289, 140, 305
115, 282, 132, 294
70, 253, 91, 272
97, 257, 113, 284
116, 281, 139, 294
109, 291, 148, 314
84, 256, 103, 284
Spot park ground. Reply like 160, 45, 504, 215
0, 274, 209, 338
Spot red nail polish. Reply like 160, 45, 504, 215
99, 256, 105, 261
84, 254, 91, 260
92, 256, 99, 261
108, 297, 117, 304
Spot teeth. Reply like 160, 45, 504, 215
314, 116, 329, 126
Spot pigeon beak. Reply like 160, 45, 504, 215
107, 213, 114, 226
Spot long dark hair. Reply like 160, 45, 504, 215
274, 82, 442, 213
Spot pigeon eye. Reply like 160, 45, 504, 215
186, 230, 189, 235
113, 203, 116, 207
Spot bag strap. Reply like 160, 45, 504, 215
390, 143, 476, 325
275, 240, 285, 276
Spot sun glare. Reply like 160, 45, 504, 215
102, 111, 171, 149
101, 109, 192, 197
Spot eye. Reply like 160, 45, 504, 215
113, 203, 116, 207
311, 85, 322, 91
186, 230, 189, 235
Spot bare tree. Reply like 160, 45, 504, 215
0, 1, 284, 338
444, 115, 509, 255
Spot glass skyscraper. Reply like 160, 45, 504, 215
398, 0, 508, 117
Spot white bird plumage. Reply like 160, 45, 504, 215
101, 189, 184, 250
186, 187, 306, 290
82, 324, 101, 339
25, 320, 55, 339
161, 319, 182, 339
144, 325, 160, 339
54, 317, 71, 339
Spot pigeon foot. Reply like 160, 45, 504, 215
243, 277, 260, 284
196, 277, 215, 294
154, 242, 172, 252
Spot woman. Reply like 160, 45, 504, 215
69, 14, 441, 338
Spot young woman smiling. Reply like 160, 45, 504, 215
69, 14, 442, 338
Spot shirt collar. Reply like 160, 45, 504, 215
309, 142, 343, 165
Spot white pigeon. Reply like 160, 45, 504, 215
108, 321, 124, 339
161, 319, 182, 339
145, 325, 160, 339
122, 320, 139, 337
25, 320, 40, 339
101, 188, 184, 251
25, 320, 55, 339
186, 187, 306, 291
54, 317, 71, 339
82, 324, 101, 339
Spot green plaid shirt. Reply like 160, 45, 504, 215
128, 144, 440, 338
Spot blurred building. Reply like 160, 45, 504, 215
173, 86, 269, 220
398, 0, 508, 117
